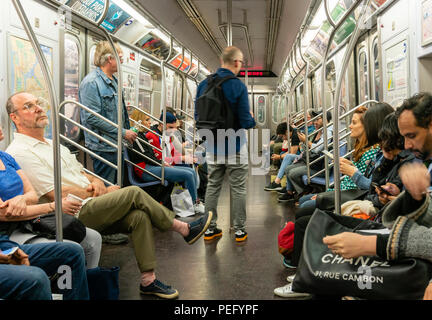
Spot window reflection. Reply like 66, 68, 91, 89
64, 37, 81, 141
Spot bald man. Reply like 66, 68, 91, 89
195, 46, 255, 242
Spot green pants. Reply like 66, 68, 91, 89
78, 186, 175, 272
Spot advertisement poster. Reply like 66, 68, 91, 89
135, 33, 170, 60
385, 40, 409, 107
70, 0, 105, 22
139, 71, 153, 91
169, 54, 191, 72
122, 70, 137, 109
422, 0, 432, 46
100, 2, 130, 33
9, 35, 54, 138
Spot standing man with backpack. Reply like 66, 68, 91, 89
195, 46, 256, 242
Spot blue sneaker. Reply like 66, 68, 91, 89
283, 257, 296, 269
139, 279, 179, 299
184, 212, 213, 244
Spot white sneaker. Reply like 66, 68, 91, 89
194, 202, 205, 214
273, 283, 311, 299
286, 274, 296, 283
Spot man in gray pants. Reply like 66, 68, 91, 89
195, 46, 256, 242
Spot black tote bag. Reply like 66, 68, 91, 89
292, 209, 432, 300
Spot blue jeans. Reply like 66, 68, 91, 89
277, 154, 300, 180
142, 165, 198, 202
298, 193, 317, 209
91, 150, 121, 185
0, 241, 89, 300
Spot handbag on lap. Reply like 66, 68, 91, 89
292, 209, 432, 300
20, 213, 86, 243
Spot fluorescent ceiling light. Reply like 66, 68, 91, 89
112, 0, 153, 27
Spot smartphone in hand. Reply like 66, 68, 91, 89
1, 247, 19, 256
371, 182, 393, 196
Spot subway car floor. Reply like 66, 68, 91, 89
99, 168, 298, 300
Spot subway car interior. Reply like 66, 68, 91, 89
1, 0, 432, 302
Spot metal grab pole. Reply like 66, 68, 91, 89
303, 61, 311, 183
227, 0, 233, 46
160, 61, 167, 184
12, 0, 63, 241
95, 0, 109, 26
182, 75, 198, 174
102, 32, 124, 187
320, 0, 364, 189
333, 0, 371, 215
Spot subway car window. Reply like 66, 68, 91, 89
372, 37, 382, 101
358, 49, 370, 103
63, 36, 81, 141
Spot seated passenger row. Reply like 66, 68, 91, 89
273, 93, 432, 300
0, 92, 213, 300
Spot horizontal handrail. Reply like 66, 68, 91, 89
175, 108, 194, 120
126, 144, 163, 168
130, 118, 163, 140
59, 114, 117, 149
129, 105, 162, 125
124, 158, 162, 181
310, 149, 354, 179
59, 134, 117, 171
59, 100, 118, 128
82, 168, 114, 187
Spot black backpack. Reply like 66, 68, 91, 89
196, 74, 237, 131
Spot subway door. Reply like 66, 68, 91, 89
369, 29, 382, 102
253, 93, 268, 155
356, 34, 372, 104
60, 28, 86, 150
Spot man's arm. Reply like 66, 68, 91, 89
79, 81, 127, 139
236, 83, 256, 129
44, 185, 93, 202
83, 172, 119, 195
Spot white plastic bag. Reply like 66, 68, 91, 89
170, 184, 195, 217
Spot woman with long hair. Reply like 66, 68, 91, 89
298, 103, 394, 208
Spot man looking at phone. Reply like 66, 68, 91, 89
323, 93, 432, 300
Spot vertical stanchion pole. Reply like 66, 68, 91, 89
332, 0, 370, 215
12, 0, 63, 241
160, 61, 166, 183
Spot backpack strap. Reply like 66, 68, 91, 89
214, 75, 237, 88
206, 74, 237, 87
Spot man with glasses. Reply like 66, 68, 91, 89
5, 91, 213, 299
79, 41, 137, 185
195, 46, 255, 242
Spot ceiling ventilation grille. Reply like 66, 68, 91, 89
176, 0, 223, 56
266, 0, 283, 70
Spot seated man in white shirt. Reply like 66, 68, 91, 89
5, 91, 212, 299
